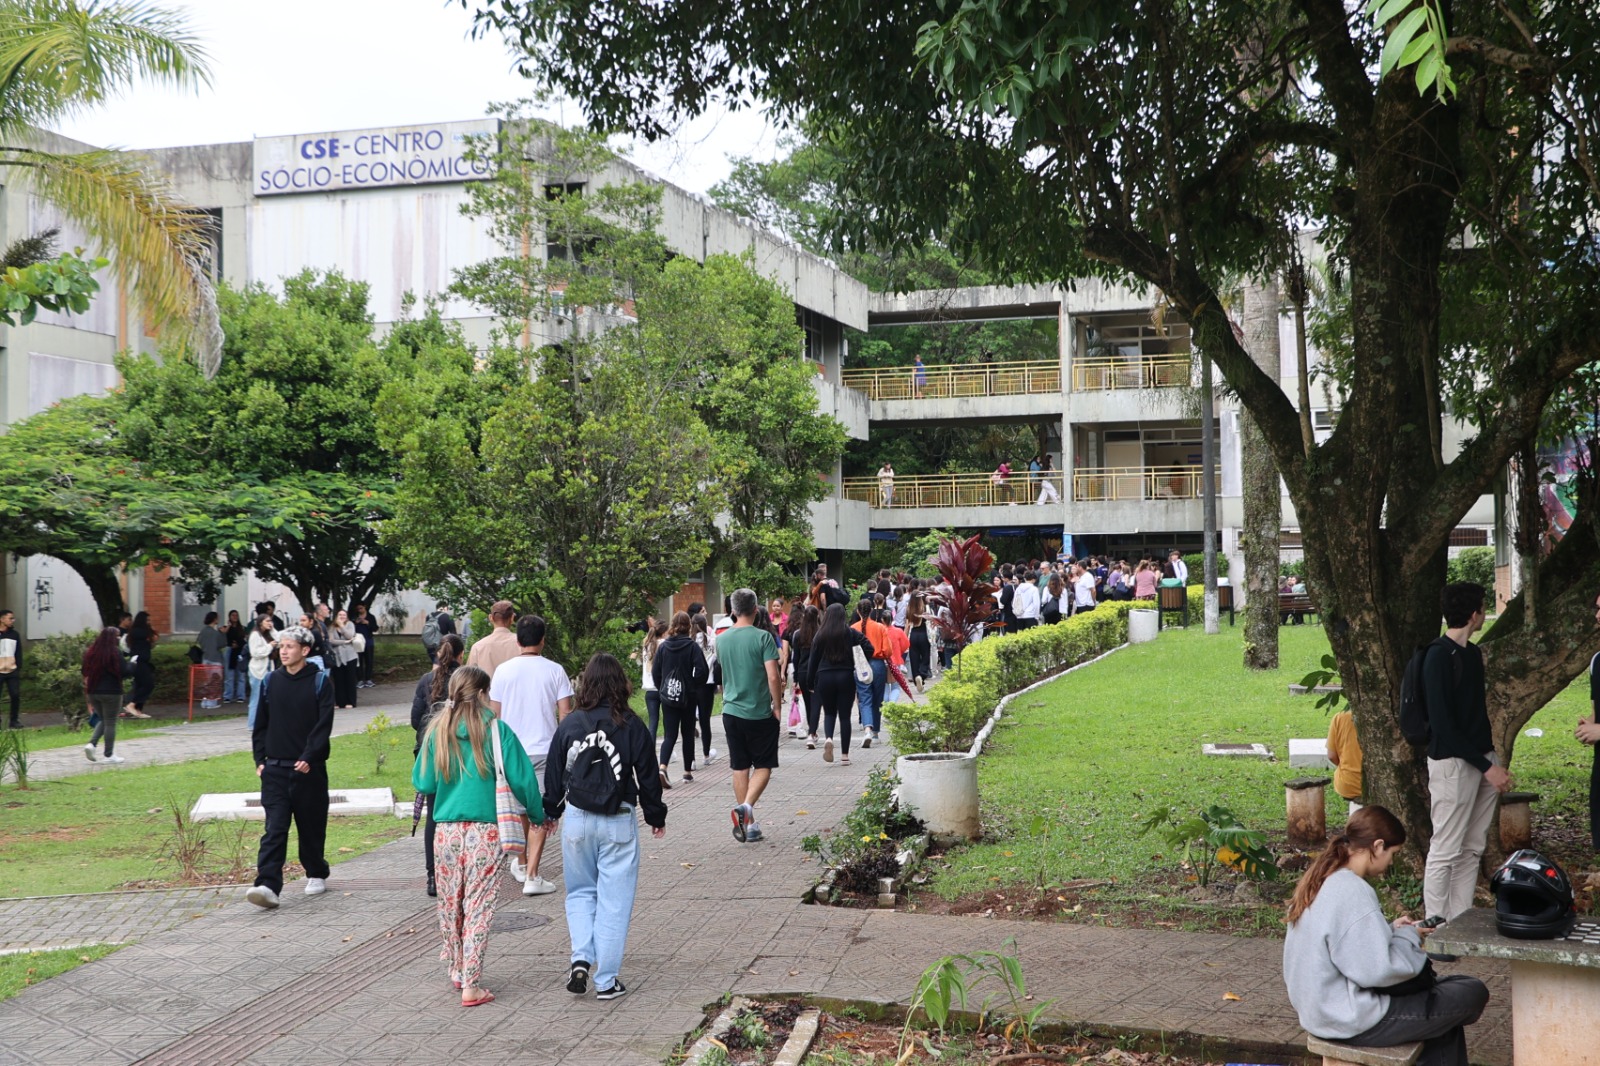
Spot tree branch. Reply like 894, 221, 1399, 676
1443, 36, 1555, 74
1392, 307, 1600, 574
1293, 0, 1375, 137
1180, 118, 1344, 209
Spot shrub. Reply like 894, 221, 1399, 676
1181, 552, 1229, 586
885, 602, 1138, 754
1448, 546, 1496, 592
29, 629, 99, 729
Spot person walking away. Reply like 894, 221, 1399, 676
719, 589, 782, 843
639, 620, 666, 746
465, 600, 519, 677
1327, 708, 1364, 816
247, 626, 336, 909
352, 603, 379, 688
224, 610, 248, 704
1283, 806, 1489, 1066
487, 614, 572, 896
197, 611, 227, 710
1581, 591, 1600, 852
1011, 570, 1041, 631
120, 611, 157, 719
786, 605, 822, 744
246, 614, 279, 731
653, 612, 708, 782
413, 665, 543, 1007
0, 609, 21, 728
1041, 575, 1066, 625
81, 627, 128, 763
412, 635, 464, 896
1422, 582, 1512, 922
327, 609, 360, 710
809, 604, 873, 765
422, 606, 457, 665
544, 653, 666, 1001
906, 595, 932, 691
851, 599, 893, 747
877, 462, 895, 508
691, 613, 720, 765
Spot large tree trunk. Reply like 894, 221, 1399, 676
1239, 277, 1281, 670
61, 558, 128, 627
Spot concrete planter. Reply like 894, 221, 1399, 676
896, 752, 980, 844
1128, 609, 1159, 644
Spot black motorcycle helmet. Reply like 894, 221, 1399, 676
1490, 849, 1577, 940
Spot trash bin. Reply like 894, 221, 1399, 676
897, 752, 980, 844
1129, 609, 1159, 644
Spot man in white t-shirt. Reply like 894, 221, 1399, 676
489, 614, 573, 896
1073, 565, 1098, 613
1168, 549, 1189, 585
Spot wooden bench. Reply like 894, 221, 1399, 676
1279, 591, 1319, 625
1307, 1036, 1422, 1066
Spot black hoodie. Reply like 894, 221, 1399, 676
651, 634, 708, 708
543, 703, 667, 829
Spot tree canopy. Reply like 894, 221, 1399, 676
461, 0, 1600, 839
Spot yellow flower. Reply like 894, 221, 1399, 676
878, 832, 889, 839
861, 835, 873, 842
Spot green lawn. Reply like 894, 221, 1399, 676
0, 945, 120, 1002
923, 625, 1596, 912
0, 727, 418, 898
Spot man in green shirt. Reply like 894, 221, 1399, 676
718, 588, 782, 843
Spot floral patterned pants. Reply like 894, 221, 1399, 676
434, 822, 503, 988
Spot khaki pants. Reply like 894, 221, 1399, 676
1424, 756, 1499, 920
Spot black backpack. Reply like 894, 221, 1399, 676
563, 710, 625, 815
1399, 636, 1462, 745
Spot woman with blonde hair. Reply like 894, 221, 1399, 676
412, 665, 543, 1007
1282, 806, 1488, 1066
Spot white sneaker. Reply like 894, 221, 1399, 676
704, 747, 720, 765
509, 859, 528, 883
304, 877, 327, 896
246, 885, 280, 909
83, 743, 98, 762
522, 875, 558, 896
103, 755, 125, 764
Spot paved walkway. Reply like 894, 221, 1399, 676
0, 724, 1513, 1066
12, 683, 416, 783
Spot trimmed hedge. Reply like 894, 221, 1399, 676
885, 601, 1140, 754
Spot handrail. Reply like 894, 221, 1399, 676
1071, 465, 1219, 501
1071, 354, 1192, 391
839, 465, 1218, 507
839, 359, 1061, 401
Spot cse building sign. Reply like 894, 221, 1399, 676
253, 119, 497, 195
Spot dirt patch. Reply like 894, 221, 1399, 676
0, 826, 94, 846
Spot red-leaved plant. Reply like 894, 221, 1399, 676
926, 534, 999, 672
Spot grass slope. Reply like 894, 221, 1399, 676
0, 727, 418, 898
927, 625, 1596, 903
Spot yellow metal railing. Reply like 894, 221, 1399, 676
1072, 465, 1219, 502
840, 359, 1061, 401
842, 471, 1066, 508
1071, 354, 1192, 391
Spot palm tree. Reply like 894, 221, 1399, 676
0, 0, 219, 371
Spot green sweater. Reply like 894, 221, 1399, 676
412, 715, 545, 825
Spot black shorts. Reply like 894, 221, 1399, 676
722, 713, 780, 771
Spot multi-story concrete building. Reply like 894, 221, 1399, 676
0, 117, 1492, 637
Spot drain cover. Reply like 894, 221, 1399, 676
493, 913, 552, 932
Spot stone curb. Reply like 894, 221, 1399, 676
680, 996, 753, 1066
771, 1009, 821, 1066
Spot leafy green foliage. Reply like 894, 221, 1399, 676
26, 629, 97, 728
900, 939, 1057, 1056
1181, 552, 1228, 587
1448, 546, 1496, 591
1367, 0, 1456, 101
1139, 804, 1279, 888
806, 765, 922, 869
0, 249, 106, 325
1299, 653, 1348, 714
364, 712, 396, 774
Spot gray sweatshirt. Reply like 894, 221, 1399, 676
1282, 868, 1428, 1039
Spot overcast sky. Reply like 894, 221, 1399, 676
51, 0, 783, 196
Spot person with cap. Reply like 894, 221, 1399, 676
246, 625, 336, 909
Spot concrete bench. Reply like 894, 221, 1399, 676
1306, 1036, 1422, 1066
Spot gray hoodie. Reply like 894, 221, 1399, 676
1281, 868, 1428, 1038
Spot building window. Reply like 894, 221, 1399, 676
543, 182, 593, 262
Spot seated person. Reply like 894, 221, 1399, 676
1283, 806, 1489, 1066
1326, 709, 1363, 815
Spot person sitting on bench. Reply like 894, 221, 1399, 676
1282, 806, 1489, 1066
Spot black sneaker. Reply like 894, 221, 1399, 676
595, 979, 627, 1001
567, 961, 590, 995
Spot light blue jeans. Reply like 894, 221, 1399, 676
247, 673, 263, 730
561, 805, 641, 990
224, 663, 247, 702
854, 660, 886, 731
